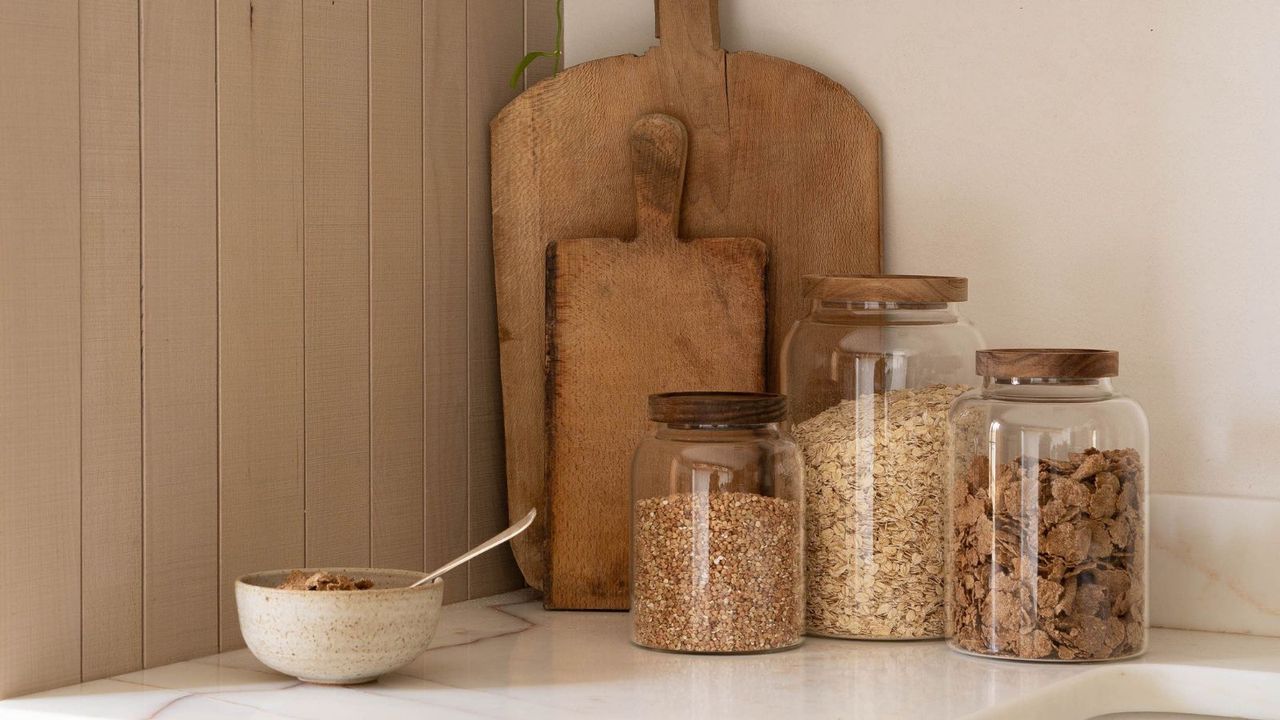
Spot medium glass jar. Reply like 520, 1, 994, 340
947, 349, 1149, 662
780, 274, 984, 639
630, 392, 805, 654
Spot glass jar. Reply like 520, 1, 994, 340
780, 274, 984, 640
630, 392, 805, 654
947, 349, 1149, 662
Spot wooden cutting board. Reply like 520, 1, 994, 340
492, 0, 881, 591
545, 113, 765, 609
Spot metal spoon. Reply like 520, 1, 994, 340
409, 508, 537, 589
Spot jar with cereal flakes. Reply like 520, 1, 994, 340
947, 349, 1149, 662
780, 275, 984, 639
630, 392, 805, 654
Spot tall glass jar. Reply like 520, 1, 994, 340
947, 349, 1149, 662
780, 275, 984, 639
630, 392, 805, 654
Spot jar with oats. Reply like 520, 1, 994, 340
630, 392, 804, 654
947, 349, 1148, 662
780, 275, 983, 639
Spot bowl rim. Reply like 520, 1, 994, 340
235, 567, 443, 596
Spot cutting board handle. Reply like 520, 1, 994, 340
655, 0, 721, 52
631, 114, 688, 243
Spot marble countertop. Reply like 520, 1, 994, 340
4, 589, 1280, 719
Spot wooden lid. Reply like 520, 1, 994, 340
648, 392, 787, 425
976, 349, 1119, 379
801, 274, 968, 302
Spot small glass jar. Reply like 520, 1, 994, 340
630, 392, 805, 654
780, 275, 984, 640
947, 349, 1149, 662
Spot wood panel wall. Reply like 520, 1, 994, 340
0, 0, 557, 699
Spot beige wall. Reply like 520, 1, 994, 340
0, 0, 555, 699
567, 0, 1280, 502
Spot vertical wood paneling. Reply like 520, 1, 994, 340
0, 0, 82, 698
303, 0, 371, 569
424, 0, 471, 603
466, 0, 524, 597
80, 0, 143, 681
0, 1, 553, 696
217, 0, 305, 649
140, 0, 220, 668
371, 0, 425, 572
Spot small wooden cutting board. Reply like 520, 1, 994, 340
545, 114, 765, 609
493, 0, 880, 591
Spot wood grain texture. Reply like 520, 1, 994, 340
467, 0, 525, 599
303, 0, 370, 569
802, 275, 968, 303
371, 0, 425, 572
491, 0, 881, 589
546, 114, 766, 609
648, 392, 786, 426
423, 0, 470, 603
80, 0, 143, 681
488, 28, 547, 593
976, 349, 1120, 379
0, 0, 82, 698
217, 0, 305, 649
140, 0, 219, 667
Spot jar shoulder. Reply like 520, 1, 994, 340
951, 389, 1147, 413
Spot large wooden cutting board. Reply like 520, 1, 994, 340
492, 0, 881, 591
546, 113, 765, 609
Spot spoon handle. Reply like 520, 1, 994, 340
411, 508, 537, 588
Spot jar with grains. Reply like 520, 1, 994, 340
780, 275, 984, 640
947, 349, 1149, 662
630, 392, 804, 654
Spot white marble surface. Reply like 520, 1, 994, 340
3, 591, 1280, 720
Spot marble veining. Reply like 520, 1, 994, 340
1149, 493, 1280, 637
3, 589, 1280, 719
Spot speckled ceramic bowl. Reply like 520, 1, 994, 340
235, 568, 444, 685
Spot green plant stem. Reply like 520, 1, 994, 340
554, 0, 564, 73
509, 0, 565, 88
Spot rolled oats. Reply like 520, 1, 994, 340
792, 383, 969, 638
632, 492, 803, 653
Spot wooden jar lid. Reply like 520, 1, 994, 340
976, 349, 1119, 379
648, 392, 787, 425
801, 274, 968, 303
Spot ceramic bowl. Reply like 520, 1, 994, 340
235, 568, 443, 685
